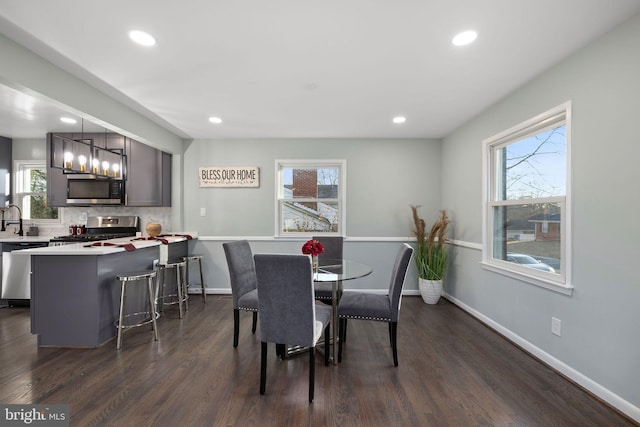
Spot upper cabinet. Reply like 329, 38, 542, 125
124, 137, 171, 207
47, 132, 171, 207
0, 136, 12, 206
46, 133, 68, 207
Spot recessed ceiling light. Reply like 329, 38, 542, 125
60, 117, 77, 124
129, 30, 156, 47
392, 116, 406, 124
452, 30, 477, 46
208, 116, 222, 124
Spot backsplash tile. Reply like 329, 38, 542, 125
0, 207, 171, 238
64, 207, 172, 236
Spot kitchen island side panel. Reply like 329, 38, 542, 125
31, 255, 99, 346
31, 247, 160, 347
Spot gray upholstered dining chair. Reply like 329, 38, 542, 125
312, 235, 344, 303
254, 253, 331, 403
223, 240, 259, 348
337, 243, 413, 367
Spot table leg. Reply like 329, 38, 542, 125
331, 279, 338, 364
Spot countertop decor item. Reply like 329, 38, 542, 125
146, 221, 162, 237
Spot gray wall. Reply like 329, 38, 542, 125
183, 138, 441, 236
441, 12, 640, 419
182, 138, 441, 291
11, 138, 45, 160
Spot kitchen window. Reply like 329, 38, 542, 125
14, 160, 59, 222
275, 160, 346, 236
482, 102, 572, 294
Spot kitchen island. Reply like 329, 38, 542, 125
17, 234, 196, 347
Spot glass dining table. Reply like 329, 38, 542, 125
313, 259, 373, 364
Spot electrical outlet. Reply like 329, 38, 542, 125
200, 208, 206, 217
551, 317, 562, 336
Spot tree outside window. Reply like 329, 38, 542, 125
15, 161, 58, 221
483, 102, 571, 290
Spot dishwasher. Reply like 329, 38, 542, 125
1, 240, 49, 306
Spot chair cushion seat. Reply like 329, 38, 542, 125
238, 288, 259, 311
314, 282, 343, 301
338, 291, 391, 322
313, 305, 332, 343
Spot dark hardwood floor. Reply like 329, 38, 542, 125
0, 296, 635, 427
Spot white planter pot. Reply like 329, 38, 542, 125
419, 278, 442, 304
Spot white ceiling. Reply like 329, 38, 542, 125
1, 0, 639, 140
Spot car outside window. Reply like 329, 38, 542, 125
482, 102, 572, 293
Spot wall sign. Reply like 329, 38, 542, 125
199, 166, 260, 187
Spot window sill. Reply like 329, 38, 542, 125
480, 261, 574, 296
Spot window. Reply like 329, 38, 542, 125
276, 160, 345, 236
482, 102, 571, 293
14, 161, 59, 222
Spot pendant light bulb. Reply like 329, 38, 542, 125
78, 155, 87, 172
64, 151, 74, 169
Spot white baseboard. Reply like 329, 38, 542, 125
443, 292, 640, 424
190, 288, 422, 296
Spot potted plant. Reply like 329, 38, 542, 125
411, 206, 450, 304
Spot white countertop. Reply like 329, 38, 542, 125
8, 233, 198, 256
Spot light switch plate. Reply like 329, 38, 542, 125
200, 208, 206, 217
551, 317, 562, 336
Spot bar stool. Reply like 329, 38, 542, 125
183, 255, 207, 303
115, 270, 159, 350
157, 260, 188, 318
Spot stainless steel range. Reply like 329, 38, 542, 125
49, 215, 140, 246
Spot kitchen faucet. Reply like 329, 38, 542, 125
0, 204, 24, 236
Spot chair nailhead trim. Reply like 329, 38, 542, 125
339, 314, 391, 322
239, 307, 258, 312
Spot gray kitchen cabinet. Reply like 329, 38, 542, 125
162, 150, 172, 206
46, 133, 68, 207
125, 138, 172, 207
0, 135, 11, 207
0, 136, 11, 307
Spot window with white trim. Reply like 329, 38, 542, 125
275, 160, 345, 236
14, 160, 59, 222
482, 102, 571, 292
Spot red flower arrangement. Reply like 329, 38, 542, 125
301, 239, 324, 257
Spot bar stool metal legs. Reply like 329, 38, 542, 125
115, 270, 159, 350
183, 255, 206, 303
158, 260, 188, 318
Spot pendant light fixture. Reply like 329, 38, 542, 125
51, 118, 125, 179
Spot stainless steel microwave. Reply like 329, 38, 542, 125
66, 178, 124, 205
